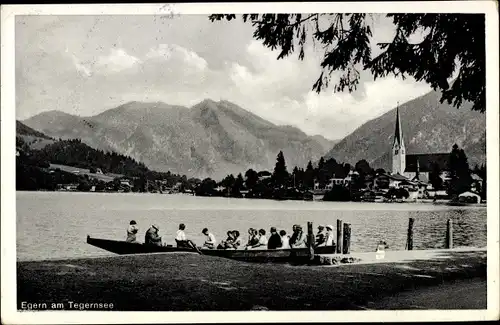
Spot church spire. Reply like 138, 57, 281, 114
391, 102, 406, 175
393, 103, 403, 146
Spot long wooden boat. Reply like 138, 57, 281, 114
86, 235, 335, 263
87, 236, 196, 255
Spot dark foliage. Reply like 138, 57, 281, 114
323, 185, 351, 201
429, 162, 443, 190
447, 144, 472, 196
195, 178, 218, 197
272, 151, 289, 188
385, 188, 410, 199
32, 139, 149, 176
244, 168, 259, 190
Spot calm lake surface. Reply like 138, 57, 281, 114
16, 191, 487, 261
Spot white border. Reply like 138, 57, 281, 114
1, 2, 499, 323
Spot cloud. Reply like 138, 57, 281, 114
145, 44, 208, 71
16, 15, 435, 140
70, 54, 93, 77
96, 48, 142, 73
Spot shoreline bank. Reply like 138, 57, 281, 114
17, 248, 487, 311
16, 190, 487, 207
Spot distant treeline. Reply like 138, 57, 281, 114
195, 145, 487, 201
16, 137, 190, 191
16, 135, 486, 202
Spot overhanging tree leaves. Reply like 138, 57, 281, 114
209, 13, 485, 112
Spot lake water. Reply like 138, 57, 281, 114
16, 191, 487, 261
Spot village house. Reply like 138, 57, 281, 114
324, 170, 353, 190
118, 179, 132, 192
257, 171, 272, 181
56, 183, 79, 191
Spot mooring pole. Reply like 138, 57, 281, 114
336, 219, 343, 254
307, 221, 314, 260
406, 218, 414, 250
446, 219, 453, 249
342, 223, 351, 254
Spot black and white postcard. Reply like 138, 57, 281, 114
1, 2, 499, 323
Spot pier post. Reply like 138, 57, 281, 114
342, 223, 351, 254
446, 219, 453, 249
406, 218, 414, 250
336, 219, 343, 254
307, 221, 314, 260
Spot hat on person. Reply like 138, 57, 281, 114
130, 220, 137, 225
152, 224, 159, 230
270, 227, 277, 232
318, 225, 325, 229
326, 225, 333, 230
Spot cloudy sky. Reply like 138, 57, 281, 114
16, 14, 433, 140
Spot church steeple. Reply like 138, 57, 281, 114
392, 103, 406, 175
393, 104, 404, 147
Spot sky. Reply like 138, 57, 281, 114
15, 14, 434, 140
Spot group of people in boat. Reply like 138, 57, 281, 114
126, 220, 336, 250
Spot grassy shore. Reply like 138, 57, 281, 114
17, 249, 486, 311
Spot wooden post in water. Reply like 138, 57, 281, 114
446, 219, 453, 249
336, 219, 343, 254
406, 218, 414, 250
342, 223, 351, 254
307, 221, 314, 260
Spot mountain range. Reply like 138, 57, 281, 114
21, 89, 486, 179
23, 100, 336, 179
325, 90, 486, 170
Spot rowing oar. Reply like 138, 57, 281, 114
188, 241, 203, 254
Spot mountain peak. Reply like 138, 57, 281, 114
31, 110, 76, 119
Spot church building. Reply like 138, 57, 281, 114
391, 105, 449, 184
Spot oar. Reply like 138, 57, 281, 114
188, 241, 203, 254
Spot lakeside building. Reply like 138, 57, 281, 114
388, 105, 484, 199
56, 183, 79, 191
323, 170, 356, 190
391, 105, 450, 184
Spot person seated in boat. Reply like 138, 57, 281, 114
244, 228, 254, 248
145, 224, 162, 246
201, 228, 217, 249
290, 225, 307, 248
289, 224, 300, 247
126, 220, 139, 243
218, 230, 235, 249
175, 223, 197, 249
247, 229, 268, 249
324, 225, 335, 247
267, 227, 282, 249
376, 240, 389, 251
280, 230, 290, 249
315, 225, 326, 248
245, 228, 259, 249
224, 230, 242, 250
